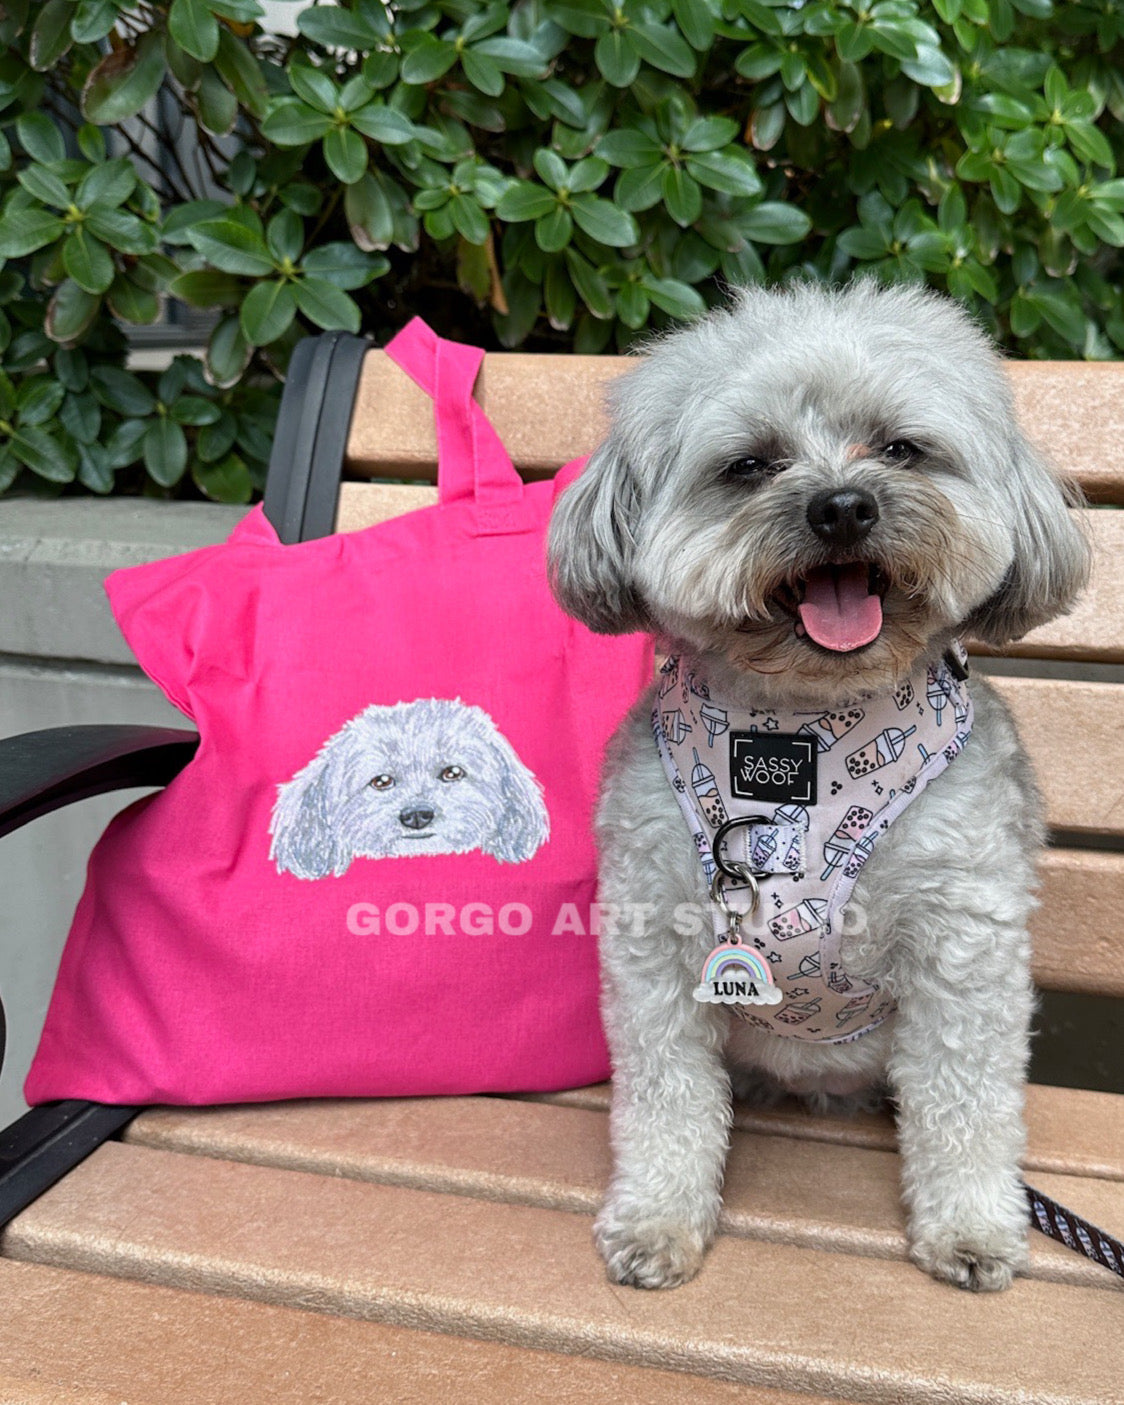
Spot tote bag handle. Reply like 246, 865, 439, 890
383, 318, 523, 516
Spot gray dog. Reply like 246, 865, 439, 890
547, 281, 1089, 1293
270, 698, 549, 877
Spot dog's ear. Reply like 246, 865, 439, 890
547, 435, 648, 634
269, 747, 352, 879
485, 735, 550, 864
964, 435, 1091, 648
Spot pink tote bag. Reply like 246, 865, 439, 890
26, 319, 652, 1106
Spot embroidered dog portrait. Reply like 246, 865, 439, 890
270, 699, 549, 878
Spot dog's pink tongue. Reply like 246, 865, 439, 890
797, 564, 882, 652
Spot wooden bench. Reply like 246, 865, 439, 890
0, 344, 1121, 1404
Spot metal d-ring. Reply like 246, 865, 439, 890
711, 815, 771, 882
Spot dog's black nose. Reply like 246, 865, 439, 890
399, 806, 435, 830
806, 489, 879, 547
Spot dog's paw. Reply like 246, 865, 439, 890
594, 1210, 708, 1290
909, 1227, 1028, 1292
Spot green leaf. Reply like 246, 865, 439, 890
45, 278, 99, 344
240, 278, 298, 345
616, 162, 666, 211
630, 22, 696, 78
169, 0, 220, 62
17, 165, 71, 209
595, 30, 641, 87
686, 149, 762, 197
674, 0, 716, 51
349, 104, 415, 144
293, 276, 361, 332
198, 65, 239, 136
739, 201, 812, 244
90, 366, 157, 416
571, 194, 639, 247
568, 157, 609, 193
144, 417, 189, 487
106, 273, 159, 324
187, 211, 275, 276
400, 37, 458, 85
85, 207, 158, 254
496, 181, 558, 221
597, 128, 663, 168
288, 62, 338, 114
194, 451, 253, 503
323, 124, 368, 184
662, 165, 702, 226
535, 204, 573, 252
54, 348, 89, 392
448, 193, 489, 244
75, 158, 137, 211
565, 248, 614, 319
105, 418, 148, 469
71, 0, 119, 45
16, 113, 65, 164
303, 241, 386, 289
213, 29, 269, 119
63, 228, 115, 294
29, 0, 73, 72
197, 411, 238, 462
0, 448, 17, 494
82, 31, 166, 125
266, 208, 304, 265
1026, 287, 1086, 345
59, 390, 100, 444
681, 116, 739, 153
77, 443, 114, 493
207, 314, 252, 388
168, 269, 245, 307
262, 99, 334, 147
18, 377, 66, 426
461, 48, 504, 97
642, 275, 706, 319
616, 280, 650, 329
0, 371, 14, 420
345, 172, 395, 250
170, 395, 222, 426
298, 6, 381, 50
10, 424, 76, 483
533, 148, 569, 190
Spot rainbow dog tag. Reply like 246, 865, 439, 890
693, 939, 782, 1007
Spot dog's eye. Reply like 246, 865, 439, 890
881, 440, 919, 464
439, 765, 466, 782
723, 456, 775, 480
370, 774, 395, 790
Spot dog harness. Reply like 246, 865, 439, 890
654, 649, 973, 1043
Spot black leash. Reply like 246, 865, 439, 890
1025, 1181, 1124, 1279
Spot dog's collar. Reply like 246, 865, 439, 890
653, 646, 974, 1043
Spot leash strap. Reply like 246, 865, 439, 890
1025, 1181, 1124, 1279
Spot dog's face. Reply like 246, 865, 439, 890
549, 282, 1090, 706
270, 699, 549, 878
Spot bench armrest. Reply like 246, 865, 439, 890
0, 724, 199, 840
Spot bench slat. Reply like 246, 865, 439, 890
336, 484, 1122, 665
343, 354, 1124, 503
1033, 848, 1124, 995
989, 676, 1124, 837
4, 1142, 1120, 1404
533, 1081, 1124, 1182
123, 1098, 1124, 1292
0, 1259, 839, 1405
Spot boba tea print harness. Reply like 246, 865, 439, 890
654, 649, 974, 1043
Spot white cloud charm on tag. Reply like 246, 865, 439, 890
693, 940, 783, 1006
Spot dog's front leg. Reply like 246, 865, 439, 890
888, 912, 1034, 1292
594, 909, 731, 1289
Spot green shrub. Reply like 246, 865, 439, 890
0, 0, 1120, 501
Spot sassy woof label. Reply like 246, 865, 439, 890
693, 941, 783, 1007
729, 732, 817, 804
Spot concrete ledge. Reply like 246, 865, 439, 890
0, 499, 246, 666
